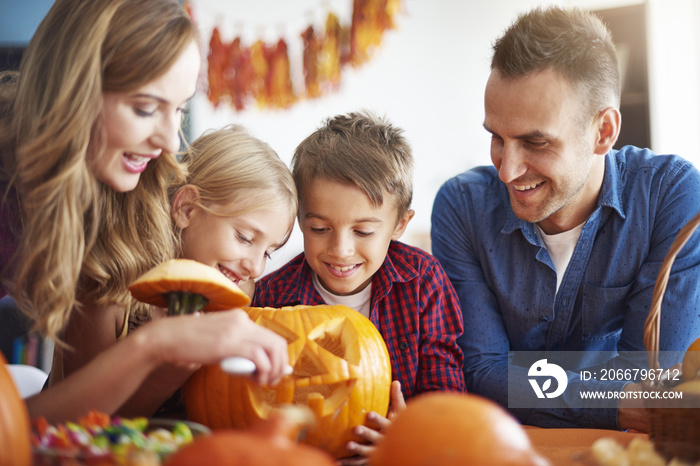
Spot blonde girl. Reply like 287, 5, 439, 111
171, 125, 298, 293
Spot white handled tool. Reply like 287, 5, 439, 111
220, 356, 293, 376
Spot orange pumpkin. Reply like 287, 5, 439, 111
165, 407, 335, 466
0, 353, 32, 466
682, 336, 700, 381
184, 304, 391, 459
371, 392, 549, 466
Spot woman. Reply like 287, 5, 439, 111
0, 0, 288, 423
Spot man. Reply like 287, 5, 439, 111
431, 6, 700, 431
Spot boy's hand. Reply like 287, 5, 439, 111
337, 381, 405, 465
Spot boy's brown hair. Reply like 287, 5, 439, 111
291, 110, 413, 221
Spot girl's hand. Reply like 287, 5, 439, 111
337, 380, 405, 466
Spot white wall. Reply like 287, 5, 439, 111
646, 0, 700, 159
188, 0, 700, 273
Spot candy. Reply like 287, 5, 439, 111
32, 410, 195, 464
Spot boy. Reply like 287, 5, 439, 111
253, 111, 464, 462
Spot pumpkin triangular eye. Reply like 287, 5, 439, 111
292, 349, 327, 377
255, 315, 300, 344
308, 317, 360, 366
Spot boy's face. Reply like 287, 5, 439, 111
299, 178, 413, 296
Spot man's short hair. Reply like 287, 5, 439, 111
492, 6, 621, 119
292, 110, 413, 220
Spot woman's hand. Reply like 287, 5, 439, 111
337, 380, 406, 466
144, 309, 289, 386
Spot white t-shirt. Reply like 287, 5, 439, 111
536, 222, 585, 293
312, 272, 371, 318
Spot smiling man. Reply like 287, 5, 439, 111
431, 6, 700, 431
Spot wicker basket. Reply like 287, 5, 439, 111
643, 212, 700, 462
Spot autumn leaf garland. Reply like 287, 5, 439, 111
193, 0, 401, 112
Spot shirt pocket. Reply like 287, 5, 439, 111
581, 281, 633, 341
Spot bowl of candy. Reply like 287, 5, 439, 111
32, 410, 209, 465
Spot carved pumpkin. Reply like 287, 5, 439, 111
129, 259, 250, 315
371, 392, 549, 466
165, 407, 335, 466
184, 305, 392, 459
0, 353, 32, 466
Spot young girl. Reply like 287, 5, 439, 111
121, 124, 298, 417
0, 0, 289, 423
171, 125, 297, 295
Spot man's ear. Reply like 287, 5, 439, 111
594, 106, 621, 155
171, 185, 201, 229
391, 209, 416, 241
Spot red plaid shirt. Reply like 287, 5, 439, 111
253, 240, 465, 399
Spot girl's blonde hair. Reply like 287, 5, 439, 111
4, 0, 197, 341
171, 125, 298, 253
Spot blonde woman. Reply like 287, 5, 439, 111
0, 0, 288, 423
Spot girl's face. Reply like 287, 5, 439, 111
93, 40, 200, 192
176, 191, 293, 288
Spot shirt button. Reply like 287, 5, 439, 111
398, 342, 409, 351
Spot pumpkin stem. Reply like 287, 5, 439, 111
164, 291, 209, 316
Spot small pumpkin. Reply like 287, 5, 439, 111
165, 406, 335, 466
183, 304, 392, 459
129, 259, 250, 315
682, 336, 700, 381
0, 353, 32, 466
371, 392, 549, 466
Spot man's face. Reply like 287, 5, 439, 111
484, 68, 605, 234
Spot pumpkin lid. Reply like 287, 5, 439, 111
129, 259, 251, 311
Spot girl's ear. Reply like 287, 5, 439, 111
391, 209, 416, 241
171, 185, 201, 229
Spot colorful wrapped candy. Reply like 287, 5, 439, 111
32, 410, 195, 465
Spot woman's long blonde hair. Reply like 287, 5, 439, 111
5, 0, 197, 341
170, 125, 298, 254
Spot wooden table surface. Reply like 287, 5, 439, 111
524, 426, 648, 465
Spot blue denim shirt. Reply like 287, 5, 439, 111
431, 146, 700, 429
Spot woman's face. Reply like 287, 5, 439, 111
93, 40, 200, 192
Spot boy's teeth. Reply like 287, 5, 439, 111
332, 265, 355, 272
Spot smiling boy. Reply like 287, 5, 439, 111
253, 110, 464, 463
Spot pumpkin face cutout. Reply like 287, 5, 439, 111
183, 305, 391, 459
